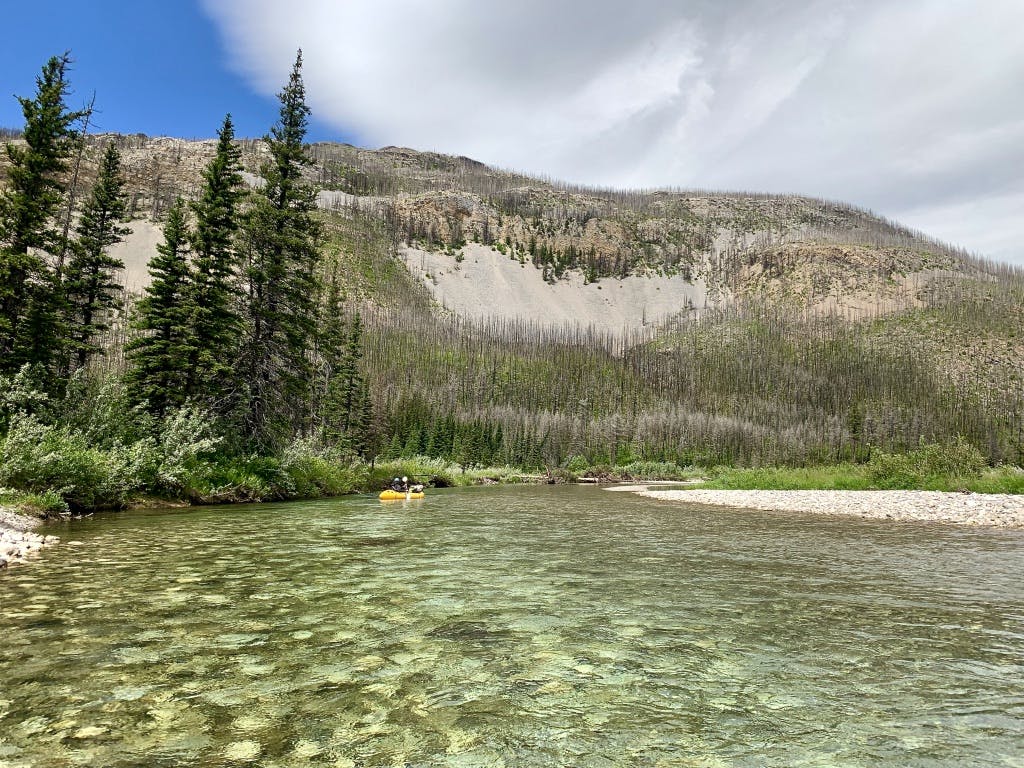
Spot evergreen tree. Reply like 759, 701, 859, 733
0, 53, 84, 372
353, 380, 375, 458
239, 51, 322, 451
321, 312, 368, 452
313, 269, 346, 438
125, 199, 192, 416
63, 142, 129, 371
183, 114, 244, 409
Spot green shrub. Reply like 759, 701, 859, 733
868, 437, 986, 489
156, 406, 223, 493
0, 414, 159, 509
699, 464, 870, 490
372, 456, 461, 488
968, 466, 1024, 494
184, 455, 290, 504
545, 467, 576, 484
0, 487, 68, 516
59, 373, 155, 447
0, 364, 50, 433
564, 455, 588, 474
617, 461, 693, 480
281, 439, 366, 497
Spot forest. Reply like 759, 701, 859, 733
0, 53, 1022, 514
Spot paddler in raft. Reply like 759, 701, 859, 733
388, 476, 425, 493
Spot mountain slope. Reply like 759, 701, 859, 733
3, 133, 1021, 467
7, 133, 1009, 331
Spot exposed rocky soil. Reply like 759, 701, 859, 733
0, 508, 60, 569
401, 243, 710, 332
615, 488, 1024, 529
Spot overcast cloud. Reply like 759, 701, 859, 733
203, 0, 1024, 264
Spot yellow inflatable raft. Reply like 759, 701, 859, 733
379, 490, 425, 500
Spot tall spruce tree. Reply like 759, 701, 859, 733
0, 53, 84, 373
125, 199, 192, 416
63, 142, 129, 371
239, 51, 322, 451
183, 114, 244, 409
312, 267, 345, 437
321, 310, 368, 452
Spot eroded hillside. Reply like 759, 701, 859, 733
2, 132, 1009, 333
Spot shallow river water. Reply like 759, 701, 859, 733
1, 485, 1023, 767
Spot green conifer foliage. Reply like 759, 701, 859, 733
63, 142, 129, 371
0, 53, 84, 372
239, 51, 323, 451
321, 311, 368, 453
184, 114, 244, 408
125, 199, 192, 416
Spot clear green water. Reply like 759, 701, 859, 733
1, 485, 1023, 767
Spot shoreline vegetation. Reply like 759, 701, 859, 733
2, 442, 1021, 519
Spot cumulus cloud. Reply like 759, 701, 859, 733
203, 0, 1024, 264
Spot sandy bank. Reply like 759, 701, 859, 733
0, 507, 60, 569
614, 488, 1024, 529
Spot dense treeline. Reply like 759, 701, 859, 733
0, 53, 373, 511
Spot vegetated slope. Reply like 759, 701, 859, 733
4, 133, 1021, 468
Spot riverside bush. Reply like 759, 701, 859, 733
0, 487, 69, 516
701, 464, 870, 490
0, 365, 50, 433
372, 456, 461, 487
60, 374, 155, 448
178, 455, 276, 503
370, 456, 526, 488
281, 439, 366, 497
868, 438, 986, 489
156, 406, 222, 492
617, 461, 694, 480
0, 414, 156, 509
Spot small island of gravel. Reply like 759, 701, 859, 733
611, 487, 1024, 529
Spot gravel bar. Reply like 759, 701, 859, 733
620, 489, 1024, 529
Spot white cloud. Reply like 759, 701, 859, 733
203, 0, 1024, 264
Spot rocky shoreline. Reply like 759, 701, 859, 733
611, 487, 1024, 528
0, 507, 60, 569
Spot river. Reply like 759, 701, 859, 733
1, 485, 1022, 766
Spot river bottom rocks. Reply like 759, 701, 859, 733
614, 488, 1024, 528
0, 508, 59, 569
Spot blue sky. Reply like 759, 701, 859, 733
3, 1, 1023, 265
0, 1, 347, 141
